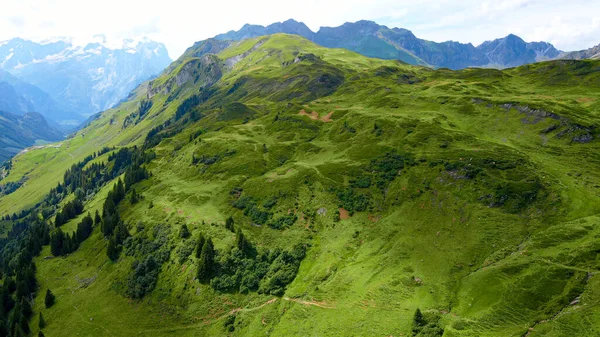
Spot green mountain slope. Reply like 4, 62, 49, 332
2, 34, 600, 337
0, 110, 63, 162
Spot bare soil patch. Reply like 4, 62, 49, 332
339, 208, 350, 220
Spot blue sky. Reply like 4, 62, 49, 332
0, 0, 598, 58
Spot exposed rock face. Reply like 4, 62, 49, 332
497, 103, 595, 143
559, 44, 600, 60
148, 55, 222, 98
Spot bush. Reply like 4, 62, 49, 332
126, 255, 161, 299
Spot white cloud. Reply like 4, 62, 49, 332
0, 0, 598, 59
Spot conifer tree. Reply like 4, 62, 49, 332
179, 224, 190, 239
50, 229, 64, 256
236, 229, 249, 253
130, 188, 139, 204
38, 312, 45, 329
195, 233, 205, 259
225, 216, 235, 232
44, 289, 55, 308
197, 238, 215, 283
94, 210, 102, 226
107, 235, 119, 261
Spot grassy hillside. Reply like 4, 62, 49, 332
1, 34, 600, 337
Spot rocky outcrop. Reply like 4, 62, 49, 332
559, 44, 600, 60
148, 55, 222, 98
498, 103, 595, 143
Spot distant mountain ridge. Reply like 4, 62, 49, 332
0, 70, 78, 124
0, 37, 172, 125
0, 110, 63, 162
214, 19, 564, 69
560, 43, 600, 60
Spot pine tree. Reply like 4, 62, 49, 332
54, 211, 64, 227
44, 289, 55, 308
195, 233, 205, 259
412, 308, 427, 336
130, 188, 139, 204
20, 298, 32, 318
39, 331, 45, 337
19, 312, 30, 334
179, 224, 190, 239
38, 312, 45, 329
114, 179, 125, 203
225, 216, 235, 232
236, 229, 249, 253
197, 238, 215, 283
107, 235, 119, 261
50, 229, 64, 256
94, 210, 102, 226
114, 222, 129, 245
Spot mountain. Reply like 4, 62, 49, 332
1, 33, 600, 336
0, 110, 63, 162
214, 19, 564, 69
215, 19, 315, 41
0, 81, 33, 115
0, 69, 79, 124
0, 37, 172, 125
560, 43, 600, 60
478, 34, 561, 68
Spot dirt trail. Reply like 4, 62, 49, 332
139, 298, 279, 334
283, 297, 335, 309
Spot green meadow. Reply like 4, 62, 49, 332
2, 34, 600, 336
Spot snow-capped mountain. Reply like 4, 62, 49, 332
0, 37, 172, 125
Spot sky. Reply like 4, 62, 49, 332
0, 0, 599, 59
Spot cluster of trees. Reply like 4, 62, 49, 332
175, 88, 214, 123
232, 195, 298, 230
175, 95, 201, 121
232, 196, 272, 226
412, 309, 444, 337
50, 213, 94, 256
195, 229, 306, 295
0, 211, 50, 336
54, 198, 84, 227
123, 224, 171, 298
1, 159, 12, 171
0, 180, 23, 197
101, 179, 130, 261
124, 100, 154, 128
336, 151, 414, 214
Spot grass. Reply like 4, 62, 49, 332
2, 34, 600, 336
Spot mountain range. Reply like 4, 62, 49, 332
214, 19, 564, 69
560, 43, 600, 60
0, 37, 172, 125
0, 110, 63, 162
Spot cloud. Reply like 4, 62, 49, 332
0, 0, 598, 58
